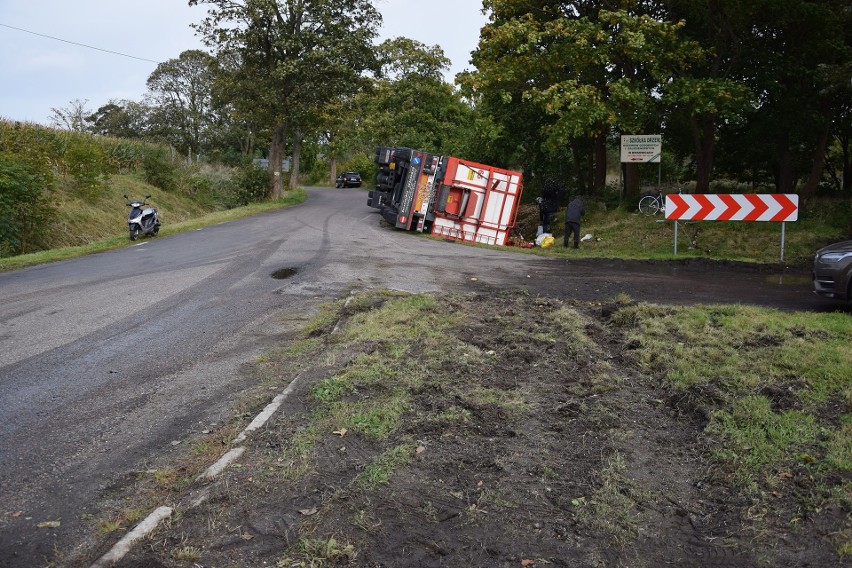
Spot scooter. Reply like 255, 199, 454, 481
124, 194, 160, 241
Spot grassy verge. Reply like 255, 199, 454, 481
0, 189, 306, 272
510, 200, 850, 266
82, 291, 849, 565
610, 301, 851, 512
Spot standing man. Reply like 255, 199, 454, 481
564, 196, 585, 249
536, 175, 565, 235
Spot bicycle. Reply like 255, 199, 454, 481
638, 191, 665, 216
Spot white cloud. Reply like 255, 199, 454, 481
23, 50, 85, 71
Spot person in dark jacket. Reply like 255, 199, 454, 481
564, 196, 585, 248
536, 176, 564, 234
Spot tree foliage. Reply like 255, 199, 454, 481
49, 99, 92, 133
463, 0, 852, 198
146, 49, 218, 157
189, 0, 380, 196
86, 100, 151, 139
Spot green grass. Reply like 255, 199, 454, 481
615, 304, 852, 405
354, 443, 413, 490
611, 301, 851, 499
512, 198, 850, 266
277, 537, 357, 568
573, 452, 645, 545
707, 396, 821, 484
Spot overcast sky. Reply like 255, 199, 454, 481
0, 0, 488, 125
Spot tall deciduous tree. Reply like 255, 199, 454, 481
321, 38, 474, 183
665, 0, 850, 196
465, 1, 702, 199
147, 49, 217, 158
189, 0, 379, 197
365, 38, 470, 152
86, 100, 151, 139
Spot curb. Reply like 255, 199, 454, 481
90, 371, 306, 567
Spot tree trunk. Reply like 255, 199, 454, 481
623, 162, 639, 201
574, 157, 587, 195
289, 125, 302, 191
843, 133, 852, 194
241, 130, 255, 157
593, 132, 607, 195
330, 156, 338, 186
571, 140, 588, 196
801, 117, 831, 201
775, 129, 795, 193
693, 115, 715, 194
269, 123, 286, 199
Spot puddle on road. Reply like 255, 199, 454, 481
765, 274, 812, 286
271, 267, 298, 279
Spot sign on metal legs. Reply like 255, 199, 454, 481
663, 194, 799, 261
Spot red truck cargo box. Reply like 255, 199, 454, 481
431, 158, 524, 246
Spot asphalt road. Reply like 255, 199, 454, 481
0, 188, 843, 566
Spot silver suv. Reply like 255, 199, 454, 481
813, 240, 852, 301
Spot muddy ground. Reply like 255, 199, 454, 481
72, 285, 849, 568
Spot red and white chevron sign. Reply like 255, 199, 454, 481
665, 194, 799, 222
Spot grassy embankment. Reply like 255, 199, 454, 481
0, 177, 306, 272
0, 119, 306, 272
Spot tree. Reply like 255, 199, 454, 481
49, 99, 92, 132
364, 38, 471, 152
190, 0, 380, 197
86, 100, 151, 139
664, 0, 851, 197
660, 0, 754, 193
146, 49, 217, 158
464, 1, 703, 199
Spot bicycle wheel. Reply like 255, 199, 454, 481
638, 195, 659, 216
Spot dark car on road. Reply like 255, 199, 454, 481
813, 239, 852, 301
335, 172, 362, 188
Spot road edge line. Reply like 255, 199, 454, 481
233, 372, 303, 445
197, 446, 246, 481
90, 506, 172, 568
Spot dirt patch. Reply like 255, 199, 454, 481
78, 289, 848, 568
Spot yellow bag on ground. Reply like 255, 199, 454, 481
540, 235, 555, 248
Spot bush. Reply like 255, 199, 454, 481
0, 155, 53, 257
185, 164, 234, 208
142, 147, 179, 190
102, 139, 146, 173
228, 164, 269, 207
64, 137, 108, 196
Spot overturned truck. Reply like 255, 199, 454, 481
367, 147, 524, 246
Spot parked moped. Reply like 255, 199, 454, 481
124, 194, 160, 241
